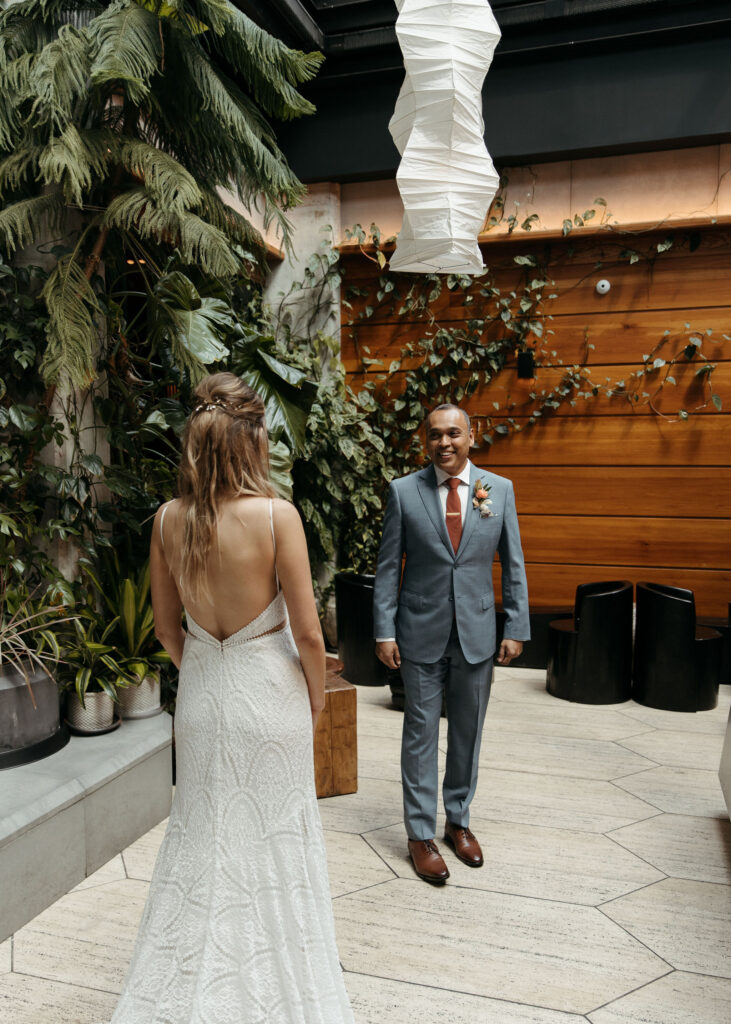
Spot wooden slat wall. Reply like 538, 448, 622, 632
341, 229, 731, 617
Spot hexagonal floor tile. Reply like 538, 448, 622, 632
602, 877, 731, 977
364, 817, 664, 904
0, 972, 118, 1024
121, 819, 167, 881
484, 700, 650, 741
345, 972, 586, 1024
620, 703, 729, 735
468, 768, 658, 833
613, 766, 728, 817
317, 777, 404, 834
12, 878, 148, 993
333, 878, 667, 1015
610, 813, 731, 884
618, 730, 725, 771
71, 854, 126, 891
478, 732, 655, 781
324, 829, 395, 897
587, 970, 731, 1024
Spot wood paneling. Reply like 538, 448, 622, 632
342, 227, 731, 620
474, 415, 730, 466
518, 516, 730, 570
492, 563, 731, 618
488, 466, 731, 518
465, 362, 731, 419
342, 309, 731, 373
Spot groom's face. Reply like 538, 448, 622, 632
426, 408, 474, 476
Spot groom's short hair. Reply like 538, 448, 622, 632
425, 404, 471, 430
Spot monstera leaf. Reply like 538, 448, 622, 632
268, 435, 293, 500
231, 328, 317, 453
150, 271, 235, 375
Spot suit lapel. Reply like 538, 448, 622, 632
455, 461, 479, 558
416, 466, 454, 557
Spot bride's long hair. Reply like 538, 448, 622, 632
178, 373, 276, 601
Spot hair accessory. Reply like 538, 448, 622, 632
192, 398, 229, 416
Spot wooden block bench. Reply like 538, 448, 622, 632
314, 661, 357, 798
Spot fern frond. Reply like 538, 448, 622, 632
205, 1, 323, 120
38, 123, 110, 205
40, 253, 102, 386
197, 186, 265, 261
116, 137, 202, 214
103, 185, 176, 239
87, 0, 161, 105
27, 23, 91, 131
162, 0, 230, 36
177, 208, 240, 277
103, 187, 240, 277
0, 191, 65, 252
0, 145, 43, 196
181, 45, 303, 204
0, 52, 35, 148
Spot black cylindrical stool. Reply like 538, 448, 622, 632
633, 582, 721, 712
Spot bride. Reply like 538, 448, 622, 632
109, 373, 354, 1023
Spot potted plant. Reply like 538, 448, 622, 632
0, 580, 72, 767
58, 610, 137, 733
86, 557, 171, 719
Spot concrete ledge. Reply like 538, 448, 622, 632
0, 715, 172, 941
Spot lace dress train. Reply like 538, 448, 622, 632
109, 593, 353, 1024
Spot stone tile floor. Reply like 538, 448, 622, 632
2, 668, 730, 1023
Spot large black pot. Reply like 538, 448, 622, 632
335, 572, 388, 686
0, 665, 69, 769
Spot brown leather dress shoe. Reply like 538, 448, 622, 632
444, 822, 484, 867
407, 839, 450, 884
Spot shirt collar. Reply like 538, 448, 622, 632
434, 461, 471, 487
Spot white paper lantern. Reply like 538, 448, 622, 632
389, 0, 501, 275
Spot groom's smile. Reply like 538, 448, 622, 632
426, 407, 474, 475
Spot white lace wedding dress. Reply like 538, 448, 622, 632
109, 521, 353, 1023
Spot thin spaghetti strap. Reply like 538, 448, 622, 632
159, 503, 169, 551
269, 499, 280, 592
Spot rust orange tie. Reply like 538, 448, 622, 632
445, 477, 462, 554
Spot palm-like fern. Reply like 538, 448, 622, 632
0, 0, 322, 385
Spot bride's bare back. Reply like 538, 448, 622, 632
150, 495, 326, 724
158, 496, 282, 640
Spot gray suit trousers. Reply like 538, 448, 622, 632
400, 621, 492, 840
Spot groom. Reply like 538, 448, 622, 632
373, 404, 530, 883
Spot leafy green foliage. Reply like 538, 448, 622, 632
0, 0, 322, 385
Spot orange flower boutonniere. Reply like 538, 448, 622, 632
472, 479, 496, 518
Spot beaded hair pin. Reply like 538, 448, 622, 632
192, 398, 230, 416
191, 399, 262, 423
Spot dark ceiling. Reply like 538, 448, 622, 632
236, 1, 731, 182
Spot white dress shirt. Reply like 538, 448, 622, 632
375, 461, 472, 643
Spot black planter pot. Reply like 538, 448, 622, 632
335, 572, 388, 686
0, 665, 69, 769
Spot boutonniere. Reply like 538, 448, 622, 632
472, 478, 496, 517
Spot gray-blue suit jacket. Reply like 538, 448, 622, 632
373, 461, 530, 665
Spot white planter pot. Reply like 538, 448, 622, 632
118, 673, 162, 719
66, 690, 115, 733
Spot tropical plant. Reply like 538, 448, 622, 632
85, 553, 170, 682
0, 0, 323, 386
0, 575, 70, 697
57, 609, 137, 705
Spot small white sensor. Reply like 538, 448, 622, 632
595, 278, 611, 295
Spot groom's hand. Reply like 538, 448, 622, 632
497, 639, 523, 666
376, 641, 401, 670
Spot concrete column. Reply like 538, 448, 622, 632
264, 182, 342, 344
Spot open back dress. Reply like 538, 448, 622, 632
108, 502, 353, 1024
